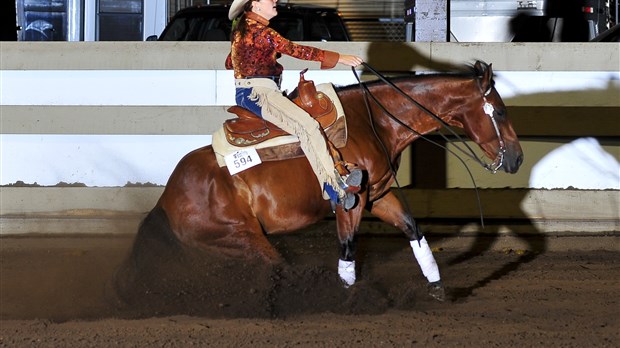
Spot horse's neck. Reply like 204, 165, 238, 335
365, 79, 458, 154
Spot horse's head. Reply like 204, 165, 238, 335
448, 61, 523, 174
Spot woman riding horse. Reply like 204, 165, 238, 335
226, 0, 363, 209
225, 0, 444, 296
123, 60, 525, 305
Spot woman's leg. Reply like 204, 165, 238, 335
260, 89, 347, 202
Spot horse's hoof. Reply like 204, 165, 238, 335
340, 278, 354, 289
427, 281, 446, 302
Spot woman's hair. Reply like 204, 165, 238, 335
231, 0, 257, 41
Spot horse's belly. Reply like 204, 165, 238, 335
257, 205, 330, 235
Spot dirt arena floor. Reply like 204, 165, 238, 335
1, 220, 618, 347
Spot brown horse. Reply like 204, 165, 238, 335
137, 61, 523, 301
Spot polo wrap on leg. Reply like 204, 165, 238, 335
410, 237, 440, 283
338, 259, 356, 288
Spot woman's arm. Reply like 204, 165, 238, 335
268, 28, 361, 69
337, 54, 363, 67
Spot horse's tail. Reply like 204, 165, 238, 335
128, 205, 181, 264
112, 206, 183, 306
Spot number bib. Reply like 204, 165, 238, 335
224, 148, 262, 175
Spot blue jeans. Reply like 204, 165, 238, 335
235, 87, 263, 117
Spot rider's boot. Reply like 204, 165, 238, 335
334, 165, 362, 194
339, 191, 356, 210
324, 183, 356, 211
333, 162, 362, 211
326, 138, 363, 194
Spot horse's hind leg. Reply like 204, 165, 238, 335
162, 201, 283, 264
369, 192, 445, 301
178, 220, 284, 264
216, 226, 284, 264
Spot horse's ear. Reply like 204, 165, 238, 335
474, 60, 484, 73
478, 61, 493, 94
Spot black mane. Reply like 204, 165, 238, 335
334, 61, 491, 92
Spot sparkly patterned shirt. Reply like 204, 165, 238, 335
225, 12, 339, 79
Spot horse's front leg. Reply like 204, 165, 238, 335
334, 200, 365, 288
369, 191, 445, 301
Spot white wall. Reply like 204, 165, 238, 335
0, 69, 359, 186
1, 42, 619, 189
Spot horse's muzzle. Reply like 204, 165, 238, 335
503, 151, 523, 174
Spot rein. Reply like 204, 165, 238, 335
351, 63, 507, 228
355, 63, 505, 173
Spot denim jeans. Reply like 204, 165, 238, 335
235, 87, 263, 117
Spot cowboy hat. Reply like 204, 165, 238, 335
228, 0, 250, 20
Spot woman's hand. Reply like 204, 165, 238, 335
338, 54, 364, 67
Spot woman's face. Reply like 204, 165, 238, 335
252, 0, 278, 20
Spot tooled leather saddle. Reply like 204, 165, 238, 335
224, 69, 340, 147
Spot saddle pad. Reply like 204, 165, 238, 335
214, 83, 345, 168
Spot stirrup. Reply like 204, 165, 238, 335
325, 185, 356, 211
336, 168, 362, 194
334, 161, 358, 176
345, 169, 362, 192
339, 191, 356, 210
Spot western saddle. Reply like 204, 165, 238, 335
223, 69, 338, 147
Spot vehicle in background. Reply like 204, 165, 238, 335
449, 0, 618, 42
14, 0, 166, 41
148, 4, 351, 42
590, 23, 620, 41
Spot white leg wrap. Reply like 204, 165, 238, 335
410, 237, 441, 283
338, 259, 356, 288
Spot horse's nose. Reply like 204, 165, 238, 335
515, 153, 524, 169
506, 153, 524, 174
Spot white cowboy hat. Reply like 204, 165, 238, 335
228, 0, 250, 20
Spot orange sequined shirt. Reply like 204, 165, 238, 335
225, 12, 339, 79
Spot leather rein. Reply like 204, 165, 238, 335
353, 63, 506, 174
350, 62, 509, 229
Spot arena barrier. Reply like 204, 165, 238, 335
1, 42, 618, 235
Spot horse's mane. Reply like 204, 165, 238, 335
334, 62, 490, 92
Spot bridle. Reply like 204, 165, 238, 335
351, 63, 508, 229
481, 85, 506, 174
354, 63, 507, 174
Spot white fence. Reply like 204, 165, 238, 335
1, 42, 619, 234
